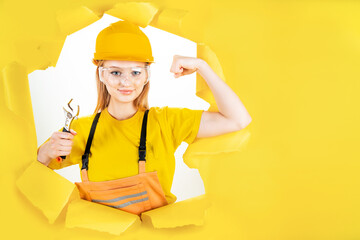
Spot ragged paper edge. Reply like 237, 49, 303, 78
196, 43, 226, 112
15, 160, 75, 224
65, 198, 142, 236
151, 8, 189, 36
2, 62, 34, 125
56, 6, 100, 36
105, 1, 159, 28
141, 194, 211, 228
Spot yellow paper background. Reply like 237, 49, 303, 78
1, 0, 360, 239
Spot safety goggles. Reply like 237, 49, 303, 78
98, 66, 150, 86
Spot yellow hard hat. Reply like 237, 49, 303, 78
92, 20, 155, 65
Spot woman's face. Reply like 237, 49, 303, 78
100, 60, 148, 105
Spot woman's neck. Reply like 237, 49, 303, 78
107, 101, 138, 121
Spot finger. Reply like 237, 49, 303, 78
56, 132, 74, 140
170, 56, 183, 73
58, 145, 72, 152
70, 129, 77, 136
182, 68, 194, 75
175, 65, 183, 74
58, 139, 73, 147
56, 149, 71, 156
170, 60, 177, 73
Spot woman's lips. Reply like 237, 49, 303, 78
118, 89, 133, 95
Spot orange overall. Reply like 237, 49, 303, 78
75, 109, 168, 216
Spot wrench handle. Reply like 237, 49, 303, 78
58, 127, 70, 161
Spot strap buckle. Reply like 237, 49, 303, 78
81, 153, 89, 170
138, 148, 146, 162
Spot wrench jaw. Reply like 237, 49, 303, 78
62, 99, 80, 131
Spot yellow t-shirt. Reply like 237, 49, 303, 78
37, 106, 204, 204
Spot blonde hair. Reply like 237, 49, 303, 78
92, 59, 151, 114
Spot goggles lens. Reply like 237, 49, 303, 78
98, 66, 149, 85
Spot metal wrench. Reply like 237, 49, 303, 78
57, 98, 80, 162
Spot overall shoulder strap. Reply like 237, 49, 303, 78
138, 109, 149, 162
81, 109, 149, 171
81, 112, 101, 170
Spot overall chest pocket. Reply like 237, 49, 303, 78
88, 182, 151, 215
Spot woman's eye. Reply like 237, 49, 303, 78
111, 71, 121, 76
132, 71, 141, 76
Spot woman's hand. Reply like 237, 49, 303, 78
47, 129, 77, 159
170, 55, 205, 78
37, 129, 77, 166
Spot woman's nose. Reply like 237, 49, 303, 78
119, 76, 132, 86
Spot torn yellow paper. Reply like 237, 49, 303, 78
106, 2, 158, 28
153, 8, 188, 36
82, 2, 113, 18
66, 198, 141, 235
196, 43, 226, 112
39, 38, 67, 67
2, 0, 360, 239
141, 194, 211, 228
56, 6, 100, 35
2, 62, 34, 125
16, 160, 75, 224
184, 127, 251, 169
150, 3, 209, 43
13, 38, 65, 71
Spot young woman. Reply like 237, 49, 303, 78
37, 20, 252, 210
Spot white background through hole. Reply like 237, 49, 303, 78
29, 14, 210, 202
